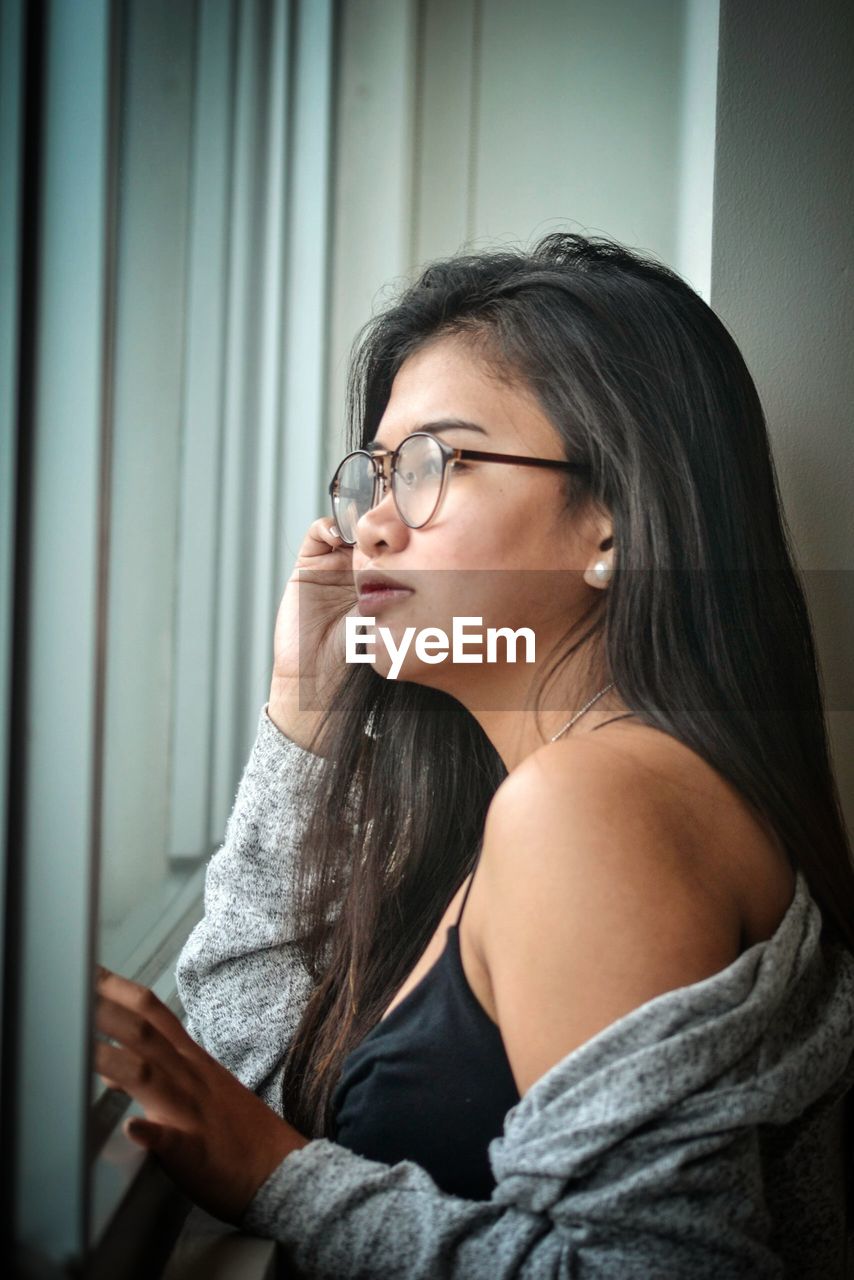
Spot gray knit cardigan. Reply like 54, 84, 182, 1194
175, 704, 854, 1278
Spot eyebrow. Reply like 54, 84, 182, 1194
366, 418, 489, 451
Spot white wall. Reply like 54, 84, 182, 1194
437, 0, 684, 261
327, 0, 851, 824
326, 0, 718, 467
325, 0, 418, 473
710, 0, 854, 827
675, 0, 719, 298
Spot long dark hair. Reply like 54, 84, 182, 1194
279, 232, 854, 1138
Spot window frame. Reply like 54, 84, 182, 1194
4, 0, 335, 1272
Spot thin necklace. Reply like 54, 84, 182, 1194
550, 682, 616, 743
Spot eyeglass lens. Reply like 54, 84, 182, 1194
331, 434, 445, 541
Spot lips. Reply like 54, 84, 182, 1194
356, 572, 414, 595
355, 571, 414, 615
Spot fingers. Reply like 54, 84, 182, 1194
291, 519, 356, 589
319, 518, 343, 544
95, 990, 182, 1062
124, 1115, 165, 1151
94, 1039, 202, 1131
94, 1037, 196, 1125
94, 968, 196, 1058
94, 991, 200, 1119
302, 517, 348, 557
124, 1115, 197, 1158
95, 991, 190, 1084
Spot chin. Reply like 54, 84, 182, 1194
370, 657, 458, 696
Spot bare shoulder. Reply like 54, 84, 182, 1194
485, 719, 793, 936
484, 721, 731, 901
474, 721, 795, 1094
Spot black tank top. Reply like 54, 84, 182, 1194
331, 711, 638, 1201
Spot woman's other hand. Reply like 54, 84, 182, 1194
268, 516, 357, 749
93, 965, 308, 1224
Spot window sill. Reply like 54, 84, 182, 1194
161, 1207, 279, 1280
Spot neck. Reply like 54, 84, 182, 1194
450, 647, 626, 771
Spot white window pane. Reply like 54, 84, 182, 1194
97, 0, 200, 973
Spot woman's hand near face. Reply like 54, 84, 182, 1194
93, 966, 308, 1224
268, 517, 357, 750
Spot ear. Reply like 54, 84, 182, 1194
582, 512, 614, 589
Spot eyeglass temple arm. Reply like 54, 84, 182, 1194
455, 447, 589, 471
328, 447, 590, 491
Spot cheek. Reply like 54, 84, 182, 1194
435, 492, 528, 565
419, 477, 572, 573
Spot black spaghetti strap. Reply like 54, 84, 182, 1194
455, 856, 480, 928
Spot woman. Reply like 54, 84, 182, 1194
95, 233, 854, 1277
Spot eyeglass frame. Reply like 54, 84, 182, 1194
328, 430, 591, 545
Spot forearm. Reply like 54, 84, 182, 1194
236, 1126, 782, 1279
175, 702, 321, 1111
239, 1140, 549, 1280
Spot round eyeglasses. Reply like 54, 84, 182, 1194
328, 431, 590, 546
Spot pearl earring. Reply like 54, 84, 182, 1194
591, 559, 613, 586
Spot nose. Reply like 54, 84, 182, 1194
354, 475, 410, 555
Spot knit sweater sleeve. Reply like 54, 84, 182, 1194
236, 1127, 786, 1279
174, 703, 321, 1116
238, 1141, 555, 1278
